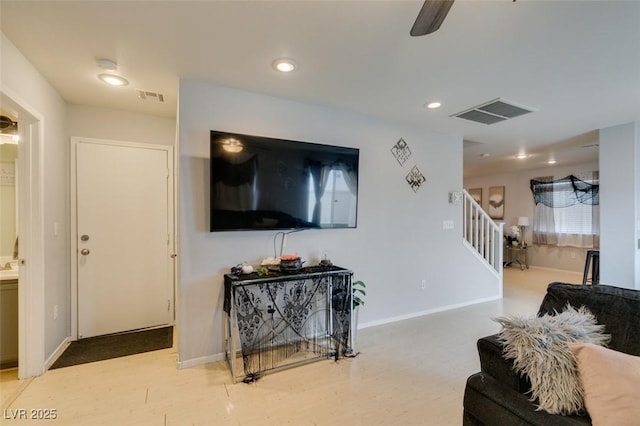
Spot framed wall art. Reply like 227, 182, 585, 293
468, 188, 482, 207
488, 186, 505, 220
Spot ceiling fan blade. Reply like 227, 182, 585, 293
410, 0, 454, 36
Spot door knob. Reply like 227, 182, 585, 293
80, 248, 90, 255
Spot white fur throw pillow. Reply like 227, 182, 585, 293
494, 305, 610, 415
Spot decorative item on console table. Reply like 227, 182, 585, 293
279, 254, 303, 272
230, 262, 254, 276
318, 252, 333, 268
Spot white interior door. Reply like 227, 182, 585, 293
76, 140, 173, 339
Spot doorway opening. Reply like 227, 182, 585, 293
0, 90, 46, 380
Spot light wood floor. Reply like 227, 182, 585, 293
0, 267, 582, 425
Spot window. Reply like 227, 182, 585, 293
529, 173, 599, 248
307, 166, 357, 228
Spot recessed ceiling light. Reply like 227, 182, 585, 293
516, 153, 528, 159
272, 58, 298, 73
479, 153, 490, 158
426, 102, 442, 109
98, 73, 129, 86
547, 159, 557, 164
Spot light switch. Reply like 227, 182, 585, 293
443, 220, 454, 230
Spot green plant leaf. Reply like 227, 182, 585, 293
352, 280, 366, 308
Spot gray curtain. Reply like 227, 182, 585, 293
338, 162, 358, 196
530, 172, 599, 248
308, 161, 331, 225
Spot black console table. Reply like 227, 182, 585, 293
223, 266, 353, 383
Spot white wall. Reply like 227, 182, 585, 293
177, 80, 500, 366
599, 122, 640, 289
67, 105, 176, 146
464, 161, 599, 273
1, 32, 69, 370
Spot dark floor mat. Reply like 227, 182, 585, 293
50, 326, 173, 369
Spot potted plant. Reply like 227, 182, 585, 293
352, 280, 366, 309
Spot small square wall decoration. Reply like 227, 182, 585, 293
406, 165, 426, 193
391, 138, 412, 166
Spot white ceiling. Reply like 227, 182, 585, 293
1, 1, 638, 177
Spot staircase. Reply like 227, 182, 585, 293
463, 190, 504, 279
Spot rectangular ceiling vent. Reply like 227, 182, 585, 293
137, 89, 165, 103
452, 98, 536, 125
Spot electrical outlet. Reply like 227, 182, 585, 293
53, 305, 59, 320
421, 279, 426, 290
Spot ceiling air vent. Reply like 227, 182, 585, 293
452, 98, 536, 125
137, 89, 165, 103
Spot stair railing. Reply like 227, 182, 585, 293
463, 190, 504, 275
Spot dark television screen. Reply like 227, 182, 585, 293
210, 130, 359, 232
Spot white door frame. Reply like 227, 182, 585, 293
70, 137, 175, 339
1, 88, 46, 379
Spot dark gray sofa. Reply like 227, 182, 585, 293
463, 282, 640, 425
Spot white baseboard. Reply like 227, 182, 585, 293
526, 265, 582, 274
358, 295, 502, 330
177, 352, 225, 369
44, 337, 72, 370
176, 295, 503, 368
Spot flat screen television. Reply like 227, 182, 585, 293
210, 130, 359, 232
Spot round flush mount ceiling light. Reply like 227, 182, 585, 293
425, 102, 442, 109
272, 58, 298, 73
98, 73, 129, 87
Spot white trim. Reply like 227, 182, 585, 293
526, 265, 582, 274
357, 295, 502, 330
172, 121, 180, 370
44, 337, 72, 370
177, 353, 225, 370
70, 137, 176, 340
1, 87, 47, 379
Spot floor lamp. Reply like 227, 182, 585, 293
518, 217, 530, 247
